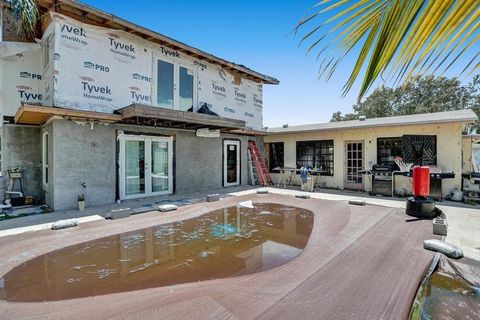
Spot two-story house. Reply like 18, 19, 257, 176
0, 0, 279, 210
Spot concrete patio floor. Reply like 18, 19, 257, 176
0, 193, 440, 319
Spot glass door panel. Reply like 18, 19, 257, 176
224, 140, 240, 187
151, 140, 169, 193
178, 66, 194, 111
345, 141, 364, 190
156, 59, 174, 109
125, 140, 145, 196
226, 144, 238, 183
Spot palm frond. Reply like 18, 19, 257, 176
297, 0, 480, 100
10, 0, 39, 39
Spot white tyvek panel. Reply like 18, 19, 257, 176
52, 13, 152, 113
0, 43, 43, 119
50, 12, 264, 129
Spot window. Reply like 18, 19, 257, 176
156, 60, 174, 109
296, 140, 334, 176
377, 137, 403, 165
179, 66, 194, 111
155, 58, 195, 111
268, 142, 284, 171
42, 132, 48, 186
402, 135, 437, 165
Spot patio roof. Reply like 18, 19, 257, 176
14, 104, 247, 132
117, 104, 246, 131
14, 105, 122, 125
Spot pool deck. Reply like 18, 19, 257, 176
0, 192, 440, 319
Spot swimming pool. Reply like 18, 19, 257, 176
0, 203, 314, 302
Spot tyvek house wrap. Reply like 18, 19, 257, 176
0, 43, 44, 120
50, 12, 263, 130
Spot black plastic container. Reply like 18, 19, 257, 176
406, 196, 438, 218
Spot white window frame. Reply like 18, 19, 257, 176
152, 55, 197, 111
118, 133, 173, 200
42, 132, 49, 188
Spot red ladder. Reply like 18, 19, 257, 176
248, 141, 273, 187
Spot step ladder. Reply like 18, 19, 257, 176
248, 141, 273, 187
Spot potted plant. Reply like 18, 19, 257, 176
78, 181, 86, 211
78, 194, 85, 211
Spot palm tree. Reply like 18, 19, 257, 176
6, 0, 39, 38
296, 0, 480, 100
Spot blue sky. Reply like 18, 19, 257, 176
81, 0, 479, 127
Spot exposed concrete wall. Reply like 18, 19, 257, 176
265, 122, 464, 196
49, 119, 250, 210
51, 120, 116, 211
1, 124, 41, 200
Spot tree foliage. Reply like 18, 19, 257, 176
5, 0, 39, 39
297, 0, 480, 100
330, 75, 480, 123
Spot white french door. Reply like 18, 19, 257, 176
345, 140, 364, 190
153, 56, 196, 111
224, 140, 240, 187
119, 134, 173, 200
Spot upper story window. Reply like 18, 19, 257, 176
155, 57, 195, 111
296, 140, 334, 176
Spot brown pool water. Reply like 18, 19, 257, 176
0, 203, 314, 302
410, 257, 480, 320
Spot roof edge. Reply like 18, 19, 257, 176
267, 111, 478, 135
41, 0, 279, 85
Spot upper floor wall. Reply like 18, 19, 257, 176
1, 12, 266, 130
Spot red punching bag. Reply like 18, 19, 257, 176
412, 166, 430, 197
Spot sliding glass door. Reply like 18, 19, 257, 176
120, 134, 173, 199
154, 57, 195, 111
156, 60, 175, 109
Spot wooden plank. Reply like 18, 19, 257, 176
14, 105, 122, 125
118, 104, 245, 129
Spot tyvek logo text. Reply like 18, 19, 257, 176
109, 37, 136, 61
130, 86, 151, 103
17, 85, 42, 105
60, 24, 88, 46
81, 78, 113, 102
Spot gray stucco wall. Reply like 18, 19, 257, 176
51, 120, 116, 210
1, 124, 42, 200
48, 119, 251, 210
